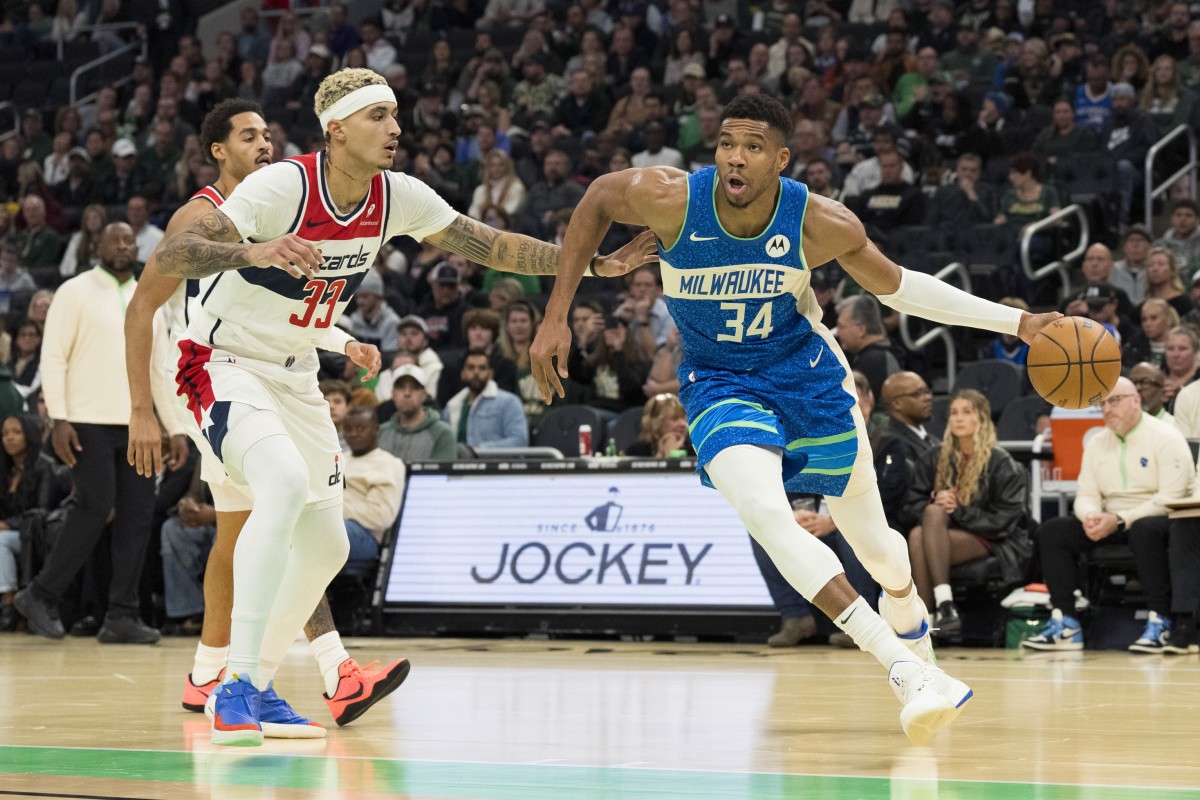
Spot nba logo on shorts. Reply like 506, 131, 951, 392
765, 235, 790, 258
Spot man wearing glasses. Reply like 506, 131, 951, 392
1129, 362, 1172, 425
1024, 377, 1193, 653
879, 371, 939, 466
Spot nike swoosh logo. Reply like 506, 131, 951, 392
1062, 628, 1080, 638
338, 679, 366, 703
689, 232, 718, 242
809, 345, 824, 368
838, 607, 856, 625
306, 220, 324, 228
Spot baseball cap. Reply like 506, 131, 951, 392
928, 70, 954, 85
68, 146, 90, 162
112, 138, 137, 157
858, 93, 885, 109
432, 262, 460, 284
398, 314, 429, 334
357, 270, 384, 296
391, 363, 428, 389
682, 62, 706, 80
1112, 82, 1137, 99
309, 43, 332, 60
1076, 282, 1117, 305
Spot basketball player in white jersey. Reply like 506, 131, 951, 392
151, 69, 657, 746
126, 99, 411, 736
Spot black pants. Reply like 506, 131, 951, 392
31, 424, 155, 618
1036, 515, 1171, 615
1169, 518, 1200, 616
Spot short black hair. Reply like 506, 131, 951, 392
200, 99, 265, 162
720, 94, 792, 146
463, 348, 492, 367
1008, 151, 1040, 180
1171, 199, 1200, 216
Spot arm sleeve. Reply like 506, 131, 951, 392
316, 325, 354, 354
383, 171, 461, 243
39, 281, 76, 421
216, 161, 307, 242
876, 268, 1024, 336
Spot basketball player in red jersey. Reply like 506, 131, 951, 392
126, 99, 411, 736
150, 70, 657, 746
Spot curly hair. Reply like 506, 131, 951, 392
200, 98, 264, 161
638, 393, 686, 446
313, 68, 388, 120
934, 389, 995, 506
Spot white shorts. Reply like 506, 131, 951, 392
175, 339, 342, 508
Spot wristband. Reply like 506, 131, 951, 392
587, 255, 599, 277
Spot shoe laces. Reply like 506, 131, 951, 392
1142, 617, 1166, 642
1039, 617, 1064, 639
347, 660, 379, 678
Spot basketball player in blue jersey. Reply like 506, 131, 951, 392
530, 94, 1061, 744
151, 69, 657, 746
125, 99, 413, 736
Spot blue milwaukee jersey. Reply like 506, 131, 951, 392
658, 167, 818, 371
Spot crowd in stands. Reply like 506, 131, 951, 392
1, 0, 1200, 652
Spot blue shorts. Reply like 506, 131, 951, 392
679, 338, 862, 497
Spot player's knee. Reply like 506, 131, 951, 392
737, 500, 795, 543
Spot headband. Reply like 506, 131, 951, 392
318, 84, 397, 131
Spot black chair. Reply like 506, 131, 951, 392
953, 359, 1028, 419
995, 395, 1052, 440
533, 405, 607, 455
611, 406, 643, 454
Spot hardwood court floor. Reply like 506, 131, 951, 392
1, 635, 1198, 799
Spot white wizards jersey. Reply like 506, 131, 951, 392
183, 151, 458, 369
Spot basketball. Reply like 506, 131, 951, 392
1027, 316, 1123, 409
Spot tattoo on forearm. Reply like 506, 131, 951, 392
440, 216, 499, 265
512, 237, 560, 275
157, 210, 250, 279
303, 594, 337, 640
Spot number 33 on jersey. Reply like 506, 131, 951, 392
184, 151, 458, 365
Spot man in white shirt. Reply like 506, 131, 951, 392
340, 407, 406, 579
126, 195, 164, 263
632, 120, 685, 169
14, 223, 161, 645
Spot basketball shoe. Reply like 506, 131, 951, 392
210, 675, 263, 747
1128, 612, 1171, 654
888, 661, 973, 745
1021, 609, 1084, 651
182, 668, 225, 712
324, 657, 412, 726
206, 680, 325, 739
880, 591, 936, 664
1163, 617, 1200, 654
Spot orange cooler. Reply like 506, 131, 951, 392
1047, 406, 1105, 481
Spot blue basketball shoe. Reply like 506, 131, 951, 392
210, 674, 263, 747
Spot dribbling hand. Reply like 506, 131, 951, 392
530, 318, 572, 404
346, 341, 382, 381
1017, 311, 1064, 346
247, 235, 324, 279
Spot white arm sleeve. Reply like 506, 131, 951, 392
316, 325, 354, 354
384, 171, 461, 242
876, 269, 1024, 336
218, 161, 307, 241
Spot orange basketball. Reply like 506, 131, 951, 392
1027, 316, 1123, 410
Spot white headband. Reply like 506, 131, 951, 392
318, 84, 397, 130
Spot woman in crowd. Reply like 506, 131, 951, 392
624, 392, 693, 458
1030, 98, 1098, 168
1163, 326, 1200, 408
1126, 298, 1181, 369
1112, 43, 1151, 91
662, 27, 704, 87
468, 151, 526, 219
571, 314, 652, 419
1142, 55, 1193, 137
7, 319, 40, 396
1144, 247, 1194, 318
0, 415, 60, 632
57, 204, 106, 279
500, 300, 553, 427
901, 390, 1033, 641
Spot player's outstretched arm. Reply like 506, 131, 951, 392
126, 198, 211, 476
803, 193, 1060, 344
156, 208, 323, 280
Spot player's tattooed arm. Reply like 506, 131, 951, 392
428, 214, 562, 275
155, 209, 252, 278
